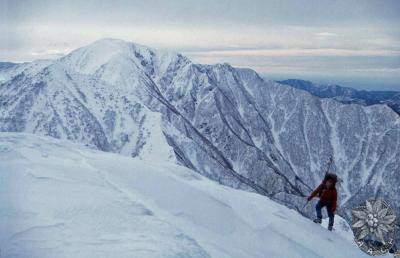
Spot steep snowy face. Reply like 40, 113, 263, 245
150, 60, 400, 221
0, 133, 378, 258
1, 39, 399, 239
152, 64, 313, 212
0, 46, 176, 162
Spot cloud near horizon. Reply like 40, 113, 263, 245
1, 0, 399, 90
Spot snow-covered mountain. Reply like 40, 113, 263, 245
278, 79, 400, 115
0, 62, 17, 83
0, 132, 381, 258
0, 61, 17, 70
0, 60, 53, 84
1, 39, 399, 243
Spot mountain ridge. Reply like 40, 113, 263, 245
1, 39, 399, 245
277, 79, 400, 115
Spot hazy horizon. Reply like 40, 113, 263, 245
1, 0, 399, 91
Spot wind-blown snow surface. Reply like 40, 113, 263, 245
1, 39, 399, 242
0, 133, 378, 258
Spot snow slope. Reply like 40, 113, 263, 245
0, 133, 381, 258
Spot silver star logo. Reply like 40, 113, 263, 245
351, 199, 396, 256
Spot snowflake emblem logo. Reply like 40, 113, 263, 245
351, 199, 396, 256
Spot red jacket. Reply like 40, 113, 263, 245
308, 184, 337, 212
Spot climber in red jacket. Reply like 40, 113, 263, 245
307, 173, 338, 231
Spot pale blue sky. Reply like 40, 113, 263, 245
1, 0, 399, 90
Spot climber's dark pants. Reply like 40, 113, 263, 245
316, 200, 334, 227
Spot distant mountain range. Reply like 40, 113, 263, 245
0, 61, 17, 70
277, 79, 400, 115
